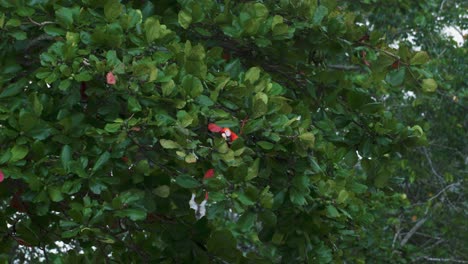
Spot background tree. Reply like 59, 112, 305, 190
0, 0, 457, 263
345, 0, 467, 262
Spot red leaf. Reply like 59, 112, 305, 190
0, 170, 4, 182
106, 72, 116, 85
14, 237, 32, 247
220, 128, 239, 142
10, 191, 28, 213
208, 123, 222, 132
361, 51, 371, 66
391, 60, 400, 69
204, 168, 215, 179
230, 132, 239, 142
358, 34, 370, 42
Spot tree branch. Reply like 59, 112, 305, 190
423, 256, 468, 263
327, 64, 362, 71
428, 181, 462, 202
400, 217, 428, 247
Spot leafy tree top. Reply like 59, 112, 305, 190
0, 0, 430, 262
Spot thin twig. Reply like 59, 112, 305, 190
439, 0, 448, 13
422, 147, 444, 181
28, 17, 56, 27
428, 181, 461, 202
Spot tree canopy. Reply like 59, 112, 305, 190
0, 0, 465, 263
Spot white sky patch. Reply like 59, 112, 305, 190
442, 26, 466, 46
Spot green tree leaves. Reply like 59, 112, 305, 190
0, 0, 435, 262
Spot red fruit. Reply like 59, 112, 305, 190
208, 123, 223, 132
204, 169, 215, 179
106, 72, 116, 85
0, 170, 4, 182
204, 191, 209, 201
121, 156, 129, 163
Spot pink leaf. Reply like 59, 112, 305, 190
208, 123, 222, 132
106, 72, 116, 85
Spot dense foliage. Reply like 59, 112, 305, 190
346, 1, 467, 262
0, 0, 462, 263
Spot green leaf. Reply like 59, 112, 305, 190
160, 139, 180, 149
177, 110, 193, 128
271, 15, 283, 29
246, 158, 260, 181
313, 5, 328, 25
55, 7, 79, 28
115, 209, 147, 221
245, 67, 261, 83
326, 205, 340, 218
144, 17, 171, 42
289, 187, 307, 206
92, 151, 111, 172
178, 10, 192, 29
104, 0, 123, 21
135, 160, 150, 176
337, 190, 349, 204
386, 68, 405, 86
104, 123, 121, 133
299, 132, 315, 147
0, 79, 27, 98
48, 186, 64, 202
162, 80, 175, 97
74, 71, 93, 82
175, 175, 200, 188
62, 228, 80, 238
61, 145, 72, 171
257, 141, 274, 150
207, 230, 238, 260
421, 78, 437, 92
237, 211, 256, 231
154, 185, 170, 198
182, 75, 203, 98
410, 51, 429, 65
184, 153, 198, 163
31, 93, 43, 115
127, 96, 142, 112
10, 145, 29, 163
350, 182, 367, 194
